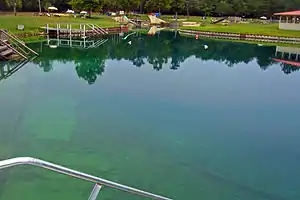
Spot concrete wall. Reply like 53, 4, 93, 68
279, 23, 300, 31
276, 46, 300, 55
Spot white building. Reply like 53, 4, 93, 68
274, 10, 300, 31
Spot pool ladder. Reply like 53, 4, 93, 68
0, 157, 172, 200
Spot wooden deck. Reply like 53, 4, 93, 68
42, 24, 129, 37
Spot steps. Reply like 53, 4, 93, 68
0, 44, 17, 60
0, 29, 38, 61
1, 49, 14, 57
0, 45, 7, 51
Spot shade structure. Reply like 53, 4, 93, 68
48, 6, 58, 11
66, 10, 75, 14
274, 10, 300, 16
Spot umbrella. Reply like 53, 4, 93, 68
260, 16, 267, 20
80, 11, 87, 14
48, 6, 58, 11
66, 9, 75, 14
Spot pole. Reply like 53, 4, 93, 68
70, 24, 72, 37
83, 24, 86, 38
13, 2, 17, 16
57, 24, 59, 36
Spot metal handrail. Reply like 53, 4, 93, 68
0, 30, 39, 56
0, 157, 172, 200
0, 39, 27, 59
86, 24, 103, 35
93, 24, 108, 34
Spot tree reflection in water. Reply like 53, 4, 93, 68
29, 31, 300, 84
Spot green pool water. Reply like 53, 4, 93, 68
0, 31, 300, 200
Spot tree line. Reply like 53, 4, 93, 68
1, 0, 300, 17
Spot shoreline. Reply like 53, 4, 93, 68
7, 27, 300, 47
179, 29, 300, 45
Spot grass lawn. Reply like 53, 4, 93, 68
181, 23, 300, 38
1, 13, 299, 39
0, 14, 119, 34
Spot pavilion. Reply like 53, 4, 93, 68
274, 10, 300, 31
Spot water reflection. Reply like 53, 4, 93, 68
273, 46, 300, 74
25, 31, 300, 84
0, 59, 31, 81
46, 35, 108, 49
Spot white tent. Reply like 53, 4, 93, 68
48, 6, 58, 11
260, 16, 267, 20
80, 11, 87, 14
66, 9, 75, 14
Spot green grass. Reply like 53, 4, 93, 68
1, 13, 300, 39
181, 23, 300, 38
0, 14, 119, 35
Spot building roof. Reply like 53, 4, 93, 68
274, 10, 300, 16
273, 58, 300, 67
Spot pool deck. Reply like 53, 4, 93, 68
41, 25, 129, 37
180, 29, 300, 44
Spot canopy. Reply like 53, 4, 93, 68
48, 6, 58, 11
66, 10, 74, 14
274, 10, 300, 16
260, 16, 267, 20
80, 11, 87, 14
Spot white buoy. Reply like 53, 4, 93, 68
128, 41, 132, 45
204, 44, 208, 50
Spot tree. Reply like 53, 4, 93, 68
3, 0, 300, 17
215, 1, 233, 16
119, 0, 140, 12
103, 0, 120, 12
145, 0, 171, 13
5, 0, 22, 15
43, 2, 52, 11
75, 58, 105, 84
70, 0, 102, 17
171, 0, 185, 17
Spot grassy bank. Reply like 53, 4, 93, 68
0, 14, 119, 35
181, 23, 300, 38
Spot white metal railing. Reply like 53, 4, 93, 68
0, 30, 39, 57
86, 24, 108, 35
0, 157, 172, 200
93, 24, 108, 34
45, 23, 108, 37
88, 39, 108, 48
